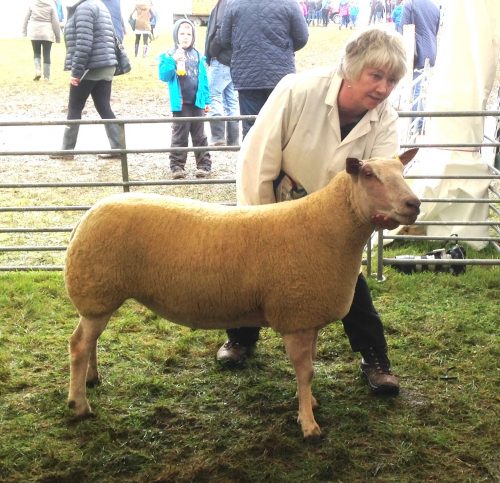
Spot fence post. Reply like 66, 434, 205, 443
118, 121, 129, 192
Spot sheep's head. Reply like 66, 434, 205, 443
346, 148, 420, 230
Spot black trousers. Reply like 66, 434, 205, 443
238, 88, 274, 138
170, 104, 211, 169
226, 274, 388, 353
31, 40, 52, 64
67, 80, 115, 120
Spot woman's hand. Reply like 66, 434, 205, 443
70, 77, 80, 87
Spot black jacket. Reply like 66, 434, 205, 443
205, 0, 231, 66
64, 0, 117, 78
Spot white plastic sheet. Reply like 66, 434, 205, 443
389, 0, 500, 250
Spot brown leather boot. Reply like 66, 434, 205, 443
216, 341, 254, 364
360, 347, 400, 395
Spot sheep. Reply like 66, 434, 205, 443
65, 149, 420, 439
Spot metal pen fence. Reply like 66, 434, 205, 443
0, 112, 499, 275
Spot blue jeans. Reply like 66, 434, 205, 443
238, 88, 274, 138
208, 59, 239, 118
412, 69, 425, 133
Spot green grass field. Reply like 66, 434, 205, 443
0, 27, 499, 482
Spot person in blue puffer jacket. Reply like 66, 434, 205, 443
158, 19, 211, 179
50, 0, 125, 161
220, 0, 309, 137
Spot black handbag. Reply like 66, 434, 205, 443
114, 35, 131, 76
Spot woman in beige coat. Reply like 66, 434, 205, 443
22, 0, 61, 81
217, 28, 410, 399
129, 1, 152, 57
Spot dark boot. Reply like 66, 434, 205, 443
209, 119, 226, 146
99, 123, 125, 159
360, 347, 400, 395
43, 63, 51, 81
34, 58, 41, 81
49, 124, 79, 159
226, 121, 240, 146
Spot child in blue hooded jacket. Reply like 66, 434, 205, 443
158, 19, 211, 178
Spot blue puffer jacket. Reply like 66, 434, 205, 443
64, 0, 117, 79
220, 0, 309, 90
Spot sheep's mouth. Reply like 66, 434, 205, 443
371, 212, 418, 230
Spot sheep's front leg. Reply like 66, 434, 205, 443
283, 328, 321, 439
68, 315, 110, 417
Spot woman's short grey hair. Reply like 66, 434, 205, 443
338, 28, 407, 82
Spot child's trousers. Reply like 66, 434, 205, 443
170, 104, 211, 170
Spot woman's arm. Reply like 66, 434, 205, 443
236, 77, 297, 206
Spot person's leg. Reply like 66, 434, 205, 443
238, 88, 273, 138
142, 33, 149, 56
50, 81, 93, 158
188, 105, 211, 175
170, 108, 190, 175
412, 69, 424, 134
208, 60, 226, 145
41, 41, 52, 80
89, 79, 126, 156
223, 78, 240, 146
341, 274, 399, 395
134, 33, 140, 57
31, 40, 42, 81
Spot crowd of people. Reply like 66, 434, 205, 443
20, 0, 442, 398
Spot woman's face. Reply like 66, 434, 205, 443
346, 66, 398, 112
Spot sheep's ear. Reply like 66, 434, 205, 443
346, 157, 362, 175
398, 148, 419, 166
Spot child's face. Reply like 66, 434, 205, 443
177, 23, 193, 49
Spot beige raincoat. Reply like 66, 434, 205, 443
236, 68, 400, 205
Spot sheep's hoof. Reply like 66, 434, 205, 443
300, 420, 322, 440
68, 399, 93, 419
86, 377, 100, 388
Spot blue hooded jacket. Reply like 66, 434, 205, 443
158, 19, 210, 112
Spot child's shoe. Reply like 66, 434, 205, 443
171, 167, 186, 179
195, 167, 211, 178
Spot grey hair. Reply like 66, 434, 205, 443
338, 28, 407, 82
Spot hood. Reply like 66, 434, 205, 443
172, 18, 195, 49
33, 0, 57, 7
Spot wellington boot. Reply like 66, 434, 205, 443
99, 123, 125, 159
226, 121, 240, 146
43, 63, 51, 81
33, 58, 41, 81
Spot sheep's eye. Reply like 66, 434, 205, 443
364, 170, 374, 178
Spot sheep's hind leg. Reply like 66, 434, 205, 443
68, 314, 111, 417
283, 328, 321, 439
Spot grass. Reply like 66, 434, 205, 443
0, 26, 499, 482
0, 259, 498, 482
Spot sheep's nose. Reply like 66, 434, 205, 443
406, 197, 421, 214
